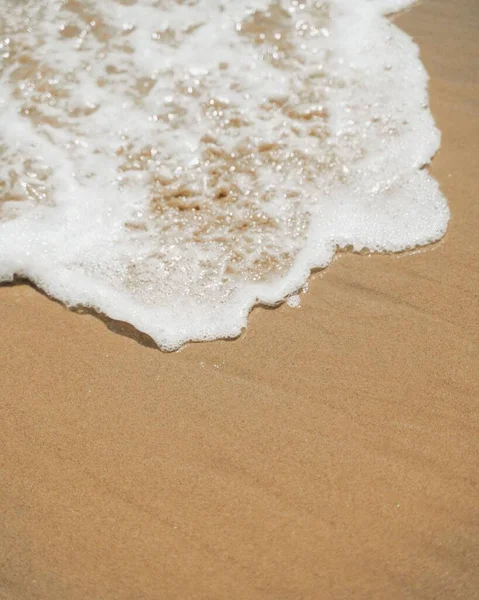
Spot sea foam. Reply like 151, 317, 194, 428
0, 0, 449, 349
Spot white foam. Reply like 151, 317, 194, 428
0, 0, 449, 350
286, 294, 301, 308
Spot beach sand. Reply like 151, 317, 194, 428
0, 1, 478, 598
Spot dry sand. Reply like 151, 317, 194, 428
0, 1, 478, 598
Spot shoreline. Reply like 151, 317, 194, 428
1, 1, 478, 598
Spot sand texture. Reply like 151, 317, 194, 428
0, 1, 478, 598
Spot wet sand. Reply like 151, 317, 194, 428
0, 1, 478, 598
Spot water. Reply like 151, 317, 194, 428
0, 0, 449, 350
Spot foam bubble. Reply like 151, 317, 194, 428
286, 294, 301, 308
0, 0, 449, 350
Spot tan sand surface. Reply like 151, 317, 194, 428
0, 1, 478, 598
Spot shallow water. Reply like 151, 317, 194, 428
0, 0, 449, 349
